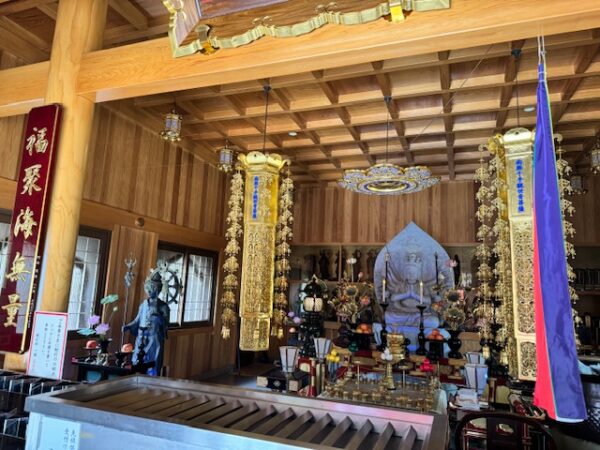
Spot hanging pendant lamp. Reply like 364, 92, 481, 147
338, 96, 439, 195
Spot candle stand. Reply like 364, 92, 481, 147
416, 305, 427, 356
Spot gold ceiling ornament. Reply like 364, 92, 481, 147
338, 96, 439, 195
162, 0, 451, 58
339, 164, 439, 195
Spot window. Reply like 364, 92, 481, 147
157, 243, 219, 327
0, 213, 110, 331
0, 211, 10, 290
67, 228, 110, 330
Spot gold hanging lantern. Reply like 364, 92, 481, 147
591, 136, 600, 174
159, 109, 183, 142
218, 140, 236, 173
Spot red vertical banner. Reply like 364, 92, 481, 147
0, 104, 62, 353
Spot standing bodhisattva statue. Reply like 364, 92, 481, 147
124, 270, 170, 376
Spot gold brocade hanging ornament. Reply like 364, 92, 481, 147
237, 152, 289, 351
272, 170, 294, 339
220, 170, 244, 339
556, 137, 578, 304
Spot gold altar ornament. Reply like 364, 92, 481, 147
2, 294, 22, 328
163, 0, 451, 58
13, 207, 38, 240
5, 252, 30, 283
21, 164, 42, 196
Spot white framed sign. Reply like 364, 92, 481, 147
26, 311, 68, 380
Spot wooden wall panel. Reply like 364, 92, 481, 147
571, 175, 600, 246
83, 106, 226, 236
292, 181, 478, 245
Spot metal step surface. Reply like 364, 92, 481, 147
25, 375, 447, 450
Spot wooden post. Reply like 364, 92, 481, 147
4, 1, 108, 371
37, 0, 108, 312
4, 0, 107, 370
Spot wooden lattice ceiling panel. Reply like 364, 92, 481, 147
114, 27, 595, 186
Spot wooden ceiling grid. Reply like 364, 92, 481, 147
122, 28, 600, 184
0, 2, 599, 184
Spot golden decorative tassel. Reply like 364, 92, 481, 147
220, 170, 244, 339
272, 169, 294, 339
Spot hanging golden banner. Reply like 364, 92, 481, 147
238, 152, 289, 351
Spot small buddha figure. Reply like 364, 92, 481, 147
353, 249, 362, 282
124, 271, 170, 376
318, 249, 330, 280
365, 250, 375, 281
328, 249, 337, 280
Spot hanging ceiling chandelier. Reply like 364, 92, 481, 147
338, 96, 439, 195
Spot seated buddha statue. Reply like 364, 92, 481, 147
374, 222, 454, 328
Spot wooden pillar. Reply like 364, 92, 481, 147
5, 0, 107, 371
37, 0, 108, 311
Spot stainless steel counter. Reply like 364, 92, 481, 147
25, 375, 447, 449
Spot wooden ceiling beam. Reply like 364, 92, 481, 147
132, 66, 600, 122
74, 0, 600, 104
0, 19, 49, 63
372, 61, 394, 100
313, 71, 339, 105
103, 19, 169, 47
187, 97, 600, 146
127, 33, 600, 107
108, 0, 148, 31
221, 94, 246, 115
574, 43, 600, 75
555, 38, 599, 122
122, 32, 600, 109
269, 87, 291, 111
36, 2, 57, 20
446, 133, 456, 180
175, 100, 205, 121
0, 16, 51, 53
0, 0, 54, 15
289, 112, 306, 130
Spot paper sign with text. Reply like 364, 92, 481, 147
39, 416, 80, 450
27, 311, 68, 380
